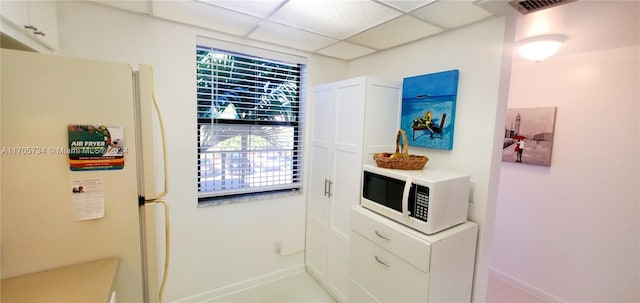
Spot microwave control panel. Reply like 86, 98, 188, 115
410, 184, 430, 222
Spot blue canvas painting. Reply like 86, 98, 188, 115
401, 70, 459, 150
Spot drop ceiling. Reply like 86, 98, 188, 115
93, 0, 519, 60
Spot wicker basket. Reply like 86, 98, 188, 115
373, 130, 428, 170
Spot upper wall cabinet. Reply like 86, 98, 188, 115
1, 0, 59, 52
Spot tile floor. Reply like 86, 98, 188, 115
209, 272, 336, 303
210, 271, 546, 302
486, 274, 546, 303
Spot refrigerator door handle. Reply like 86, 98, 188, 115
134, 65, 171, 303
135, 65, 168, 201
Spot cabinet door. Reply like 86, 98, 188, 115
331, 81, 365, 239
26, 0, 59, 50
1, 1, 28, 29
326, 80, 366, 302
0, 0, 58, 51
306, 86, 334, 282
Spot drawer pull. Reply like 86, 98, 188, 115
374, 230, 390, 240
374, 256, 390, 267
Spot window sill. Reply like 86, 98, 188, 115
197, 189, 301, 208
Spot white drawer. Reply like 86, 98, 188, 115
350, 232, 430, 302
351, 206, 431, 273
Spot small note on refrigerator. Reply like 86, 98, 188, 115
71, 178, 105, 221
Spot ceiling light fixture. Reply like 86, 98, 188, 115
516, 34, 567, 62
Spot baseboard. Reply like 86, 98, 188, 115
173, 264, 306, 303
489, 267, 568, 303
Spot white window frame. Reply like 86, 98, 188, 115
196, 41, 306, 204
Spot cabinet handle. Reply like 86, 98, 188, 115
374, 256, 390, 267
374, 230, 390, 241
33, 31, 46, 36
323, 179, 328, 197
24, 25, 38, 31
327, 180, 333, 198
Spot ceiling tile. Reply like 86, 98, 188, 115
91, 0, 152, 14
377, 0, 436, 12
152, 0, 262, 36
96, 0, 507, 61
249, 21, 338, 52
315, 41, 377, 60
269, 0, 402, 39
196, 0, 286, 18
348, 15, 443, 50
411, 0, 493, 29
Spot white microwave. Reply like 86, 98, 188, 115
361, 164, 470, 235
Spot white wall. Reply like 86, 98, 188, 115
56, 2, 515, 303
491, 1, 640, 301
492, 44, 640, 302
347, 17, 514, 302
52, 2, 640, 302
59, 2, 510, 301
56, 2, 347, 302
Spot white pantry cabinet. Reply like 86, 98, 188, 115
1, 0, 59, 52
349, 205, 478, 303
306, 76, 401, 302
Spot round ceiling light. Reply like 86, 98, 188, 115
516, 34, 567, 62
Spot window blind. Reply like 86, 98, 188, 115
196, 46, 304, 200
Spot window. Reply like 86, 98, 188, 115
196, 45, 304, 202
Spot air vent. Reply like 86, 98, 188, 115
508, 0, 577, 14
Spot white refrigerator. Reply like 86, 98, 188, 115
1, 49, 167, 303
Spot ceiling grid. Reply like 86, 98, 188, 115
93, 0, 519, 60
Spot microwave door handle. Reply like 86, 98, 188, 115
402, 178, 412, 219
